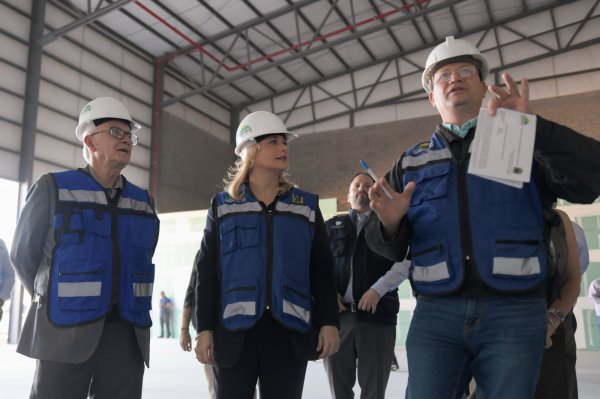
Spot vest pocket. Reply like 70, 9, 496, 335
56, 260, 105, 310
281, 276, 311, 325
54, 209, 85, 244
222, 280, 258, 320
411, 239, 451, 283
130, 262, 155, 310
493, 232, 542, 277
328, 227, 348, 257
220, 215, 260, 255
128, 216, 159, 249
404, 162, 450, 206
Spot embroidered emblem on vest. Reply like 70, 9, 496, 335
292, 193, 304, 204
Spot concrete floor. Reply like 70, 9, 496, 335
1, 338, 598, 398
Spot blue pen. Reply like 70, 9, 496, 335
359, 160, 393, 199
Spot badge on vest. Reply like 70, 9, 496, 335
292, 193, 304, 205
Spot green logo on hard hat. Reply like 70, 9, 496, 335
82, 104, 92, 114
239, 124, 252, 136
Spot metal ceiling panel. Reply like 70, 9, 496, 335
39, 0, 600, 132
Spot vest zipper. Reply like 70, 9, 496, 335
451, 132, 475, 270
109, 190, 122, 315
266, 208, 274, 310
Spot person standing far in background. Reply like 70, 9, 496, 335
365, 36, 600, 399
589, 278, 600, 333
159, 290, 172, 338
10, 97, 159, 399
324, 172, 400, 399
0, 238, 15, 323
194, 110, 339, 399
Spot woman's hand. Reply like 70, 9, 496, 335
194, 331, 215, 364
180, 329, 192, 351
316, 325, 340, 359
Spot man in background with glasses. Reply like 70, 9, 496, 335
11, 97, 159, 399
365, 36, 600, 398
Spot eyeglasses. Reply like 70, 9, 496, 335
91, 127, 138, 145
434, 65, 479, 85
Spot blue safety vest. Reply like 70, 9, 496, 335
48, 170, 159, 327
402, 132, 548, 295
215, 187, 316, 333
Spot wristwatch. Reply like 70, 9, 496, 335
547, 308, 566, 323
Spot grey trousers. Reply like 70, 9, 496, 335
324, 311, 396, 399
30, 319, 145, 399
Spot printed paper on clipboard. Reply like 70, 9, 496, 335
468, 107, 536, 188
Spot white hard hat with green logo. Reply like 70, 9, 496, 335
75, 97, 141, 141
422, 36, 489, 93
234, 110, 298, 156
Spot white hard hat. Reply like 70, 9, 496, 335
75, 97, 141, 141
422, 36, 489, 93
234, 111, 298, 156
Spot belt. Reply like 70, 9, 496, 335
342, 302, 357, 312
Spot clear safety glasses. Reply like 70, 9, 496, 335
91, 127, 138, 145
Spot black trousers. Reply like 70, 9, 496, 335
534, 313, 578, 399
214, 313, 308, 399
30, 319, 144, 399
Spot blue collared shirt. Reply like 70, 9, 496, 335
442, 117, 478, 138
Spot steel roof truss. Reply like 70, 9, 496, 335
566, 0, 599, 48
360, 59, 393, 108
150, 0, 278, 94
163, 0, 470, 107
284, 0, 347, 72
367, 0, 404, 52
283, 87, 308, 125
39, 0, 133, 46
329, 0, 376, 61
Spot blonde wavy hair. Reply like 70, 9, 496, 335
223, 142, 295, 200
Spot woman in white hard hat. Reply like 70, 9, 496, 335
194, 111, 340, 399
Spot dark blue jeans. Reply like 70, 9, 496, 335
406, 296, 546, 399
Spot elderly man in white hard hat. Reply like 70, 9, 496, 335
11, 97, 159, 399
364, 36, 600, 398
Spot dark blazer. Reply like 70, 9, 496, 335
326, 212, 399, 325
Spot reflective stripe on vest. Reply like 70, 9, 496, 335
118, 197, 155, 213
58, 188, 108, 204
217, 201, 262, 218
412, 261, 450, 282
493, 257, 541, 276
58, 282, 102, 297
402, 146, 453, 169
275, 202, 316, 223
283, 299, 311, 324
223, 301, 256, 319
133, 282, 154, 297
